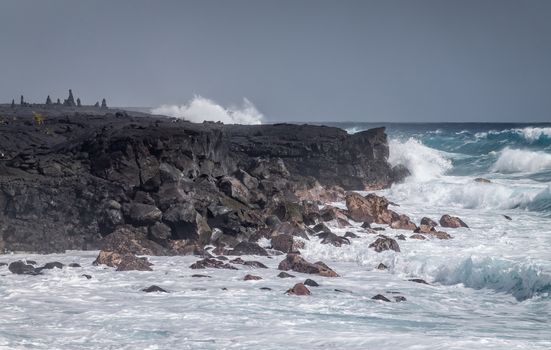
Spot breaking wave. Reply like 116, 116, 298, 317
491, 148, 551, 174
388, 138, 453, 181
151, 96, 264, 124
434, 257, 551, 301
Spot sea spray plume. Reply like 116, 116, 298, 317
151, 96, 264, 124
388, 138, 452, 181
491, 148, 551, 173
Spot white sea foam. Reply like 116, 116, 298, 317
491, 148, 551, 173
474, 127, 551, 143
151, 96, 264, 124
388, 138, 453, 181
345, 126, 366, 134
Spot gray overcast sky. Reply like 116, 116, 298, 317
1, 0, 550, 122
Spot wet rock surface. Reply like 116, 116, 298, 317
286, 283, 311, 296
8, 261, 41, 275
142, 285, 168, 293
93, 251, 153, 271
278, 254, 339, 277
369, 236, 401, 252
440, 214, 469, 228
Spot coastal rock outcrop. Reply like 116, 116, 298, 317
0, 109, 400, 255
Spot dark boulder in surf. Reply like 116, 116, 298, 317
439, 215, 468, 228
286, 283, 311, 296
369, 235, 401, 252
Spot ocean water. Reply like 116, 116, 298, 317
1, 123, 551, 349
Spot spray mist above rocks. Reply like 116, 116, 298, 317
151, 96, 264, 124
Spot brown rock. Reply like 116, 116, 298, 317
271, 234, 305, 253
286, 283, 311, 295
101, 226, 168, 256
368, 235, 401, 252
346, 192, 387, 223
409, 234, 426, 240
420, 217, 438, 227
318, 231, 350, 247
93, 251, 153, 271
426, 231, 452, 240
439, 214, 468, 228
190, 258, 238, 270
278, 254, 339, 277
390, 214, 418, 230
474, 177, 491, 184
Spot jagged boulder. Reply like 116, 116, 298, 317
440, 215, 468, 228
345, 192, 395, 224
218, 176, 251, 205
278, 254, 339, 277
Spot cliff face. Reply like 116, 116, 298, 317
0, 110, 405, 253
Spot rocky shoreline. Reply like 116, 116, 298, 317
0, 106, 469, 299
